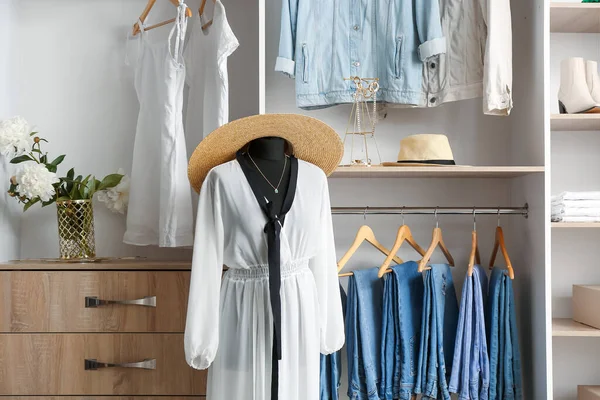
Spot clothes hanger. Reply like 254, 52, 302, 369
132, 0, 192, 36
337, 207, 404, 277
377, 207, 426, 278
199, 0, 217, 30
489, 209, 515, 279
467, 208, 481, 277
417, 207, 455, 273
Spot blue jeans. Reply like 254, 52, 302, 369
347, 267, 384, 400
449, 265, 489, 400
415, 264, 459, 400
380, 261, 424, 400
320, 285, 347, 400
487, 267, 522, 400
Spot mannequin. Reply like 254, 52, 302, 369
243, 137, 291, 214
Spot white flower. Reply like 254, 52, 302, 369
97, 169, 130, 214
15, 163, 59, 202
0, 116, 34, 158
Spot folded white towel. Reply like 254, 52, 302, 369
551, 200, 600, 208
552, 215, 600, 222
551, 207, 600, 217
552, 192, 600, 202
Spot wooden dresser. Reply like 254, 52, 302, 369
0, 260, 206, 399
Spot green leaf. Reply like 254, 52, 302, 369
10, 155, 33, 164
23, 198, 40, 212
86, 178, 97, 199
40, 154, 47, 164
41, 198, 56, 207
67, 168, 75, 180
57, 196, 71, 202
75, 175, 83, 182
29, 131, 38, 137
98, 174, 123, 190
69, 182, 80, 200
49, 155, 66, 166
46, 164, 57, 173
31, 148, 42, 154
79, 175, 91, 199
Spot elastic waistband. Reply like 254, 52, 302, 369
226, 259, 310, 280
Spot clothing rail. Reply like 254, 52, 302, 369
331, 204, 529, 218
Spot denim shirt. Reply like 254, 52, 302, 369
276, 0, 447, 109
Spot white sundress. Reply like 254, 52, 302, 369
184, 159, 345, 400
124, 1, 194, 247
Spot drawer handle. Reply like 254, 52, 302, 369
85, 295, 156, 308
85, 358, 157, 370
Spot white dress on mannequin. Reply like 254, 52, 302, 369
184, 0, 238, 142
184, 160, 345, 400
124, 2, 194, 247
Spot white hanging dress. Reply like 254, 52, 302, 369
184, 160, 345, 400
184, 0, 239, 142
124, 2, 194, 247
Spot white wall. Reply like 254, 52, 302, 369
9, 0, 258, 259
0, 0, 21, 263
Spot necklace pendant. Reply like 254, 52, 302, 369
274, 188, 279, 194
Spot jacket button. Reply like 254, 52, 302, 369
353, 61, 360, 67
430, 97, 437, 104
430, 62, 436, 69
353, 25, 360, 30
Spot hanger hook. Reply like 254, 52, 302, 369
434, 207, 439, 228
364, 206, 368, 221
497, 207, 501, 227
473, 207, 477, 231
401, 206, 405, 226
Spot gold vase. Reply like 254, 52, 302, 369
56, 199, 96, 259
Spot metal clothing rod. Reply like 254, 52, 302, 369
331, 203, 529, 218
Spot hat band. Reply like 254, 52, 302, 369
396, 159, 456, 165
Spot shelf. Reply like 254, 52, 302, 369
330, 166, 544, 178
550, 3, 600, 33
552, 222, 600, 228
553, 318, 600, 337
551, 114, 600, 131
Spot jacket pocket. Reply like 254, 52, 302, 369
302, 43, 308, 83
394, 36, 404, 79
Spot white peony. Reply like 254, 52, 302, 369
0, 116, 34, 158
15, 163, 59, 202
97, 169, 130, 214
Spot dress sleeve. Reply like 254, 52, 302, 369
184, 173, 225, 369
414, 0, 447, 61
308, 174, 345, 355
275, 0, 299, 77
480, 0, 513, 115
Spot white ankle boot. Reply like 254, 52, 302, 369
586, 60, 600, 104
558, 57, 600, 114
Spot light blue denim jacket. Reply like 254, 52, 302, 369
276, 0, 447, 109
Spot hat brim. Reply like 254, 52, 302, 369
188, 114, 343, 193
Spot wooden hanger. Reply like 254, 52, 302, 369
377, 211, 426, 277
417, 209, 455, 273
337, 224, 403, 277
489, 210, 515, 279
199, 0, 217, 30
133, 0, 192, 36
467, 209, 481, 276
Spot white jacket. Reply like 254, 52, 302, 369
422, 0, 513, 115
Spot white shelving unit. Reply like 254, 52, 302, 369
549, 3, 600, 399
331, 166, 544, 179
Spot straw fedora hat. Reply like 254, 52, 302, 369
382, 134, 456, 167
188, 114, 343, 193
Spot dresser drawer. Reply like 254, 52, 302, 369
0, 334, 206, 395
0, 272, 190, 332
